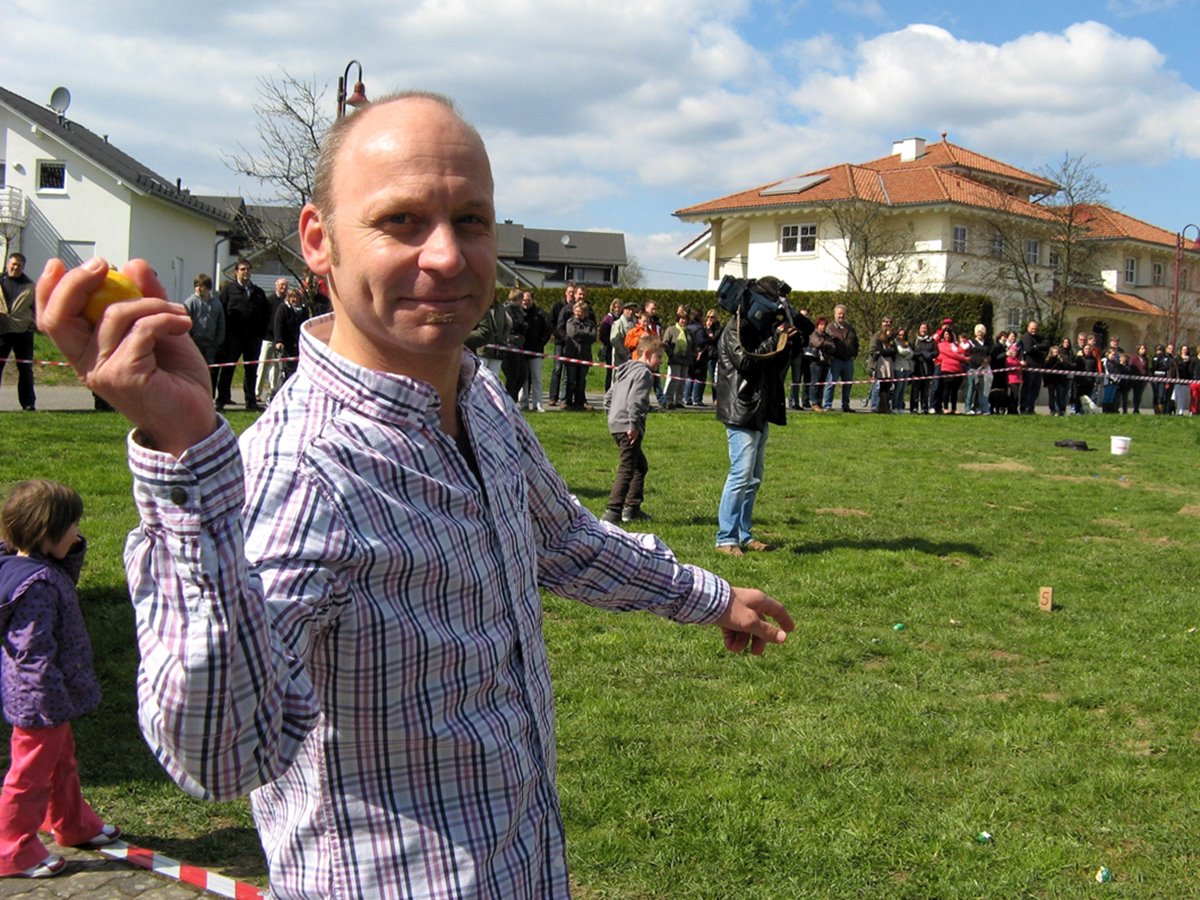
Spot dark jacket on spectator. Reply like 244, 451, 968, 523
218, 279, 270, 345
715, 319, 798, 430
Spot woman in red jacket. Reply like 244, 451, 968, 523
935, 328, 971, 414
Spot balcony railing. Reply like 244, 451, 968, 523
0, 187, 26, 226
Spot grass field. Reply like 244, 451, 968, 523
1, 401, 1199, 897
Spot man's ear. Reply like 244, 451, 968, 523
299, 203, 333, 275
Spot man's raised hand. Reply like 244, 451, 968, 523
37, 257, 219, 457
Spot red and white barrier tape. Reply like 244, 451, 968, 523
98, 839, 266, 898
482, 345, 1200, 391
9, 347, 1197, 391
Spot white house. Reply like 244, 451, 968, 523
0, 84, 236, 301
675, 136, 1200, 349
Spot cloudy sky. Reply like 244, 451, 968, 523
6, 0, 1200, 287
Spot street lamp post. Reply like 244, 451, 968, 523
336, 60, 368, 119
1171, 224, 1200, 348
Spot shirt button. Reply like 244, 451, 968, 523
169, 487, 189, 506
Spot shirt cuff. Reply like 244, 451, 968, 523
671, 565, 732, 625
128, 419, 244, 530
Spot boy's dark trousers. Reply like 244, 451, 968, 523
606, 432, 647, 512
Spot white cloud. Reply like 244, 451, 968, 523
834, 0, 886, 22
1106, 0, 1184, 15
5, 2, 1200, 284
792, 21, 1200, 166
625, 231, 711, 289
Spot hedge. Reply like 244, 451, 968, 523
500, 285, 995, 335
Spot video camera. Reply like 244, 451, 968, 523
716, 275, 813, 342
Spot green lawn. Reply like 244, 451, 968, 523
2, 405, 1199, 897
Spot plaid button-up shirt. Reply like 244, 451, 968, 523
125, 319, 730, 899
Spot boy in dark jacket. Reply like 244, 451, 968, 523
601, 336, 663, 525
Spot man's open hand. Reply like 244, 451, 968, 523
716, 587, 795, 655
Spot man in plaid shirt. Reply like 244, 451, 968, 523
36, 92, 793, 899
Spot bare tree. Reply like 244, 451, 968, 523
223, 72, 331, 292
984, 154, 1107, 337
617, 255, 645, 288
823, 201, 916, 329
225, 71, 330, 208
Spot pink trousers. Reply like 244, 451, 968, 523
0, 723, 104, 875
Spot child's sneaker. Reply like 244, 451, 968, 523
74, 824, 122, 848
600, 508, 622, 524
11, 855, 66, 878
621, 507, 652, 523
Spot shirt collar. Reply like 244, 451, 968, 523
296, 314, 480, 427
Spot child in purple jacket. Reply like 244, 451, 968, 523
0, 480, 120, 879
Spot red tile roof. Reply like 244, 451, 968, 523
1065, 287, 1170, 317
1072, 204, 1182, 250
674, 149, 1059, 224
858, 141, 1058, 192
673, 138, 1192, 256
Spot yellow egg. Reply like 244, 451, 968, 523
82, 270, 142, 324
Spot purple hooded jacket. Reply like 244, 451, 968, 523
0, 537, 100, 728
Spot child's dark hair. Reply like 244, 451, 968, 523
1, 480, 83, 554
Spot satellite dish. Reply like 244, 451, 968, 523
560, 234, 571, 247
48, 87, 71, 116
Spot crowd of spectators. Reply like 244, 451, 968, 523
459, 286, 1200, 418
850, 318, 1198, 415
12, 253, 1200, 421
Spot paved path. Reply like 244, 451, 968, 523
4, 384, 1057, 416
0, 383, 98, 412
0, 842, 212, 898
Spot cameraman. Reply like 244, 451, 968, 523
714, 276, 808, 556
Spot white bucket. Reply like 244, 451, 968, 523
1111, 435, 1132, 456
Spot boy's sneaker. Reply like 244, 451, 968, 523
600, 508, 622, 524
621, 507, 652, 523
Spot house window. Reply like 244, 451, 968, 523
1007, 307, 1036, 330
1025, 240, 1039, 266
1152, 262, 1164, 286
780, 223, 816, 255
0, 161, 5, 189
37, 160, 67, 192
990, 231, 1004, 258
952, 225, 968, 253
1124, 257, 1136, 284
1048, 249, 1060, 270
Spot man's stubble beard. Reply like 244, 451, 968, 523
325, 229, 457, 325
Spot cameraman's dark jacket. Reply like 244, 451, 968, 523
715, 320, 799, 431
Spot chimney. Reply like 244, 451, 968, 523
891, 137, 926, 162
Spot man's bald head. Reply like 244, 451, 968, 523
311, 91, 489, 228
